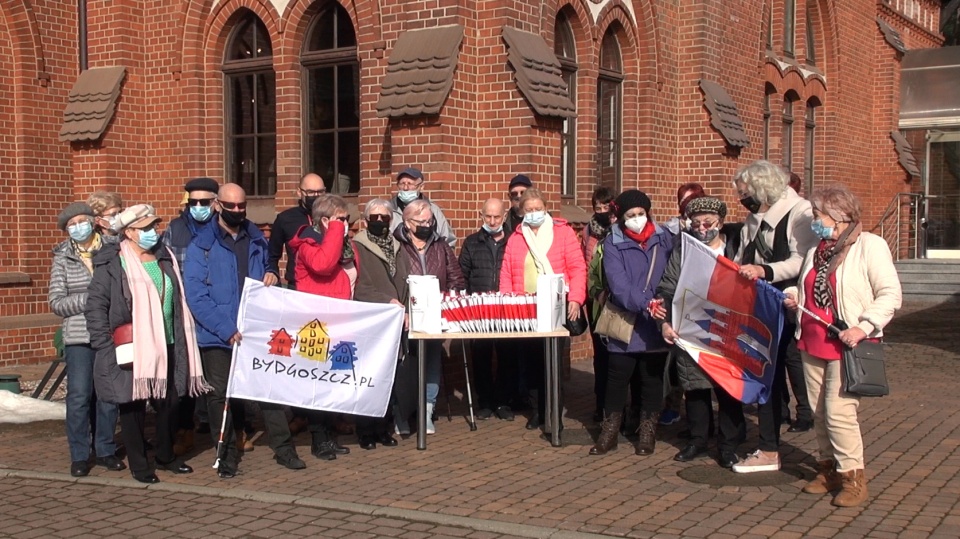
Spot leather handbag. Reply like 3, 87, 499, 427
593, 245, 659, 344
564, 307, 589, 336
113, 323, 134, 367
841, 340, 889, 397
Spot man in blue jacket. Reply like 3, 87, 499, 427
183, 183, 304, 479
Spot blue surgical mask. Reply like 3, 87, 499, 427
190, 205, 213, 223
482, 223, 503, 235
137, 228, 160, 250
523, 211, 546, 227
811, 219, 834, 240
67, 221, 94, 243
397, 189, 419, 203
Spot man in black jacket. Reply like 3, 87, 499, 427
459, 199, 516, 421
268, 173, 326, 288
504, 174, 532, 233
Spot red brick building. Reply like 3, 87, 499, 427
0, 0, 945, 366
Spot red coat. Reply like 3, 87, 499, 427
499, 218, 587, 305
289, 221, 352, 300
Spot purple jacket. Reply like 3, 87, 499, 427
602, 223, 674, 354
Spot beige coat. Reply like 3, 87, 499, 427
786, 232, 902, 339
736, 187, 818, 284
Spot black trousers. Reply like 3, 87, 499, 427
604, 351, 667, 415
355, 389, 395, 438
590, 331, 610, 414
201, 347, 295, 460
715, 384, 747, 454
755, 322, 793, 452
684, 388, 715, 448
301, 409, 335, 444
177, 396, 195, 431
779, 336, 812, 423
520, 338, 567, 424
117, 345, 179, 478
471, 339, 518, 410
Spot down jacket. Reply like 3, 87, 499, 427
289, 221, 352, 300
85, 242, 192, 404
499, 218, 587, 305
395, 225, 465, 292
458, 227, 511, 294
48, 240, 95, 345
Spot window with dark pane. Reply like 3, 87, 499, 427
803, 101, 817, 193
223, 11, 276, 196
763, 83, 776, 160
597, 28, 623, 194
784, 0, 796, 56
805, 6, 816, 66
555, 13, 577, 198
302, 3, 360, 195
782, 93, 797, 171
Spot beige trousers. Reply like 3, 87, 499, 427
801, 351, 864, 472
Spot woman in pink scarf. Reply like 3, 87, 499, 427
87, 204, 208, 483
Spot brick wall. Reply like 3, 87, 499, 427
0, 0, 944, 366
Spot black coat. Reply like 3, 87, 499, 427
268, 204, 311, 284
86, 242, 192, 404
458, 227, 510, 294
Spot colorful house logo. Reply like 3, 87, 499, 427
296, 319, 330, 362
267, 328, 294, 357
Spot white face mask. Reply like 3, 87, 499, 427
624, 215, 647, 233
523, 210, 546, 227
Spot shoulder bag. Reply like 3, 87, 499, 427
830, 318, 889, 397
594, 245, 658, 344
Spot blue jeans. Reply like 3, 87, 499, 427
65, 344, 119, 462
424, 341, 442, 405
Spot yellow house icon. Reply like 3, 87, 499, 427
296, 319, 330, 362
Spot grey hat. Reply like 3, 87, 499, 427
684, 196, 727, 220
57, 202, 95, 231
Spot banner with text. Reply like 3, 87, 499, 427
227, 279, 404, 417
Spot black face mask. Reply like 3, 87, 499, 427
413, 224, 434, 241
301, 196, 319, 212
593, 212, 611, 228
739, 195, 762, 214
221, 209, 247, 228
367, 220, 389, 237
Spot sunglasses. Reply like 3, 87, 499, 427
188, 198, 215, 207
220, 201, 247, 211
367, 214, 390, 222
690, 220, 719, 230
509, 190, 525, 199
333, 216, 349, 223
300, 189, 326, 196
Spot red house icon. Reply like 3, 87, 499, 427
267, 328, 294, 357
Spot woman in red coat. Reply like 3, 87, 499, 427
499, 188, 587, 433
288, 194, 355, 460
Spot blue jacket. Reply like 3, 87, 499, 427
183, 221, 272, 349
602, 222, 674, 354
162, 210, 216, 267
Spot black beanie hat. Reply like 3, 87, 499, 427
612, 189, 651, 222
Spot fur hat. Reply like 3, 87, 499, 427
57, 202, 95, 231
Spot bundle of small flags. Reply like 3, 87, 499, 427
440, 291, 538, 333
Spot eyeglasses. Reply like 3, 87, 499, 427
188, 198, 215, 207
219, 201, 247, 211
397, 180, 422, 189
689, 220, 719, 230
509, 189, 526, 199
300, 189, 326, 196
367, 214, 390, 222
408, 217, 434, 227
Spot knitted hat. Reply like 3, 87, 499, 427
677, 183, 706, 215
612, 190, 651, 221
509, 174, 533, 188
684, 196, 727, 219
57, 202, 95, 231
113, 204, 162, 232
184, 177, 219, 194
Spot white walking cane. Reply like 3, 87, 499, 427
212, 341, 239, 469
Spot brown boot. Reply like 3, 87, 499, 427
803, 459, 841, 494
832, 469, 868, 507
589, 412, 623, 455
635, 412, 657, 456
173, 429, 194, 456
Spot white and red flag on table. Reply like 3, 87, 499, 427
671, 234, 785, 404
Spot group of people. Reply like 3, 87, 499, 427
50, 160, 901, 508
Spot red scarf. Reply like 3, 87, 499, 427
624, 220, 655, 246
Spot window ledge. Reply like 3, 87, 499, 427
0, 272, 31, 285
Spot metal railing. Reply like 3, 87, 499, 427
873, 192, 925, 260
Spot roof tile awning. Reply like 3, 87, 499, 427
501, 26, 576, 118
891, 131, 921, 178
699, 79, 750, 148
376, 25, 463, 118
59, 66, 126, 142
876, 18, 907, 54
899, 47, 960, 129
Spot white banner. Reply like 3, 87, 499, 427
227, 279, 404, 417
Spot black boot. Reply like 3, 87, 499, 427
589, 411, 623, 455
635, 412, 657, 456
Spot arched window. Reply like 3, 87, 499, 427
805, 6, 817, 65
302, 3, 360, 194
782, 92, 799, 171
554, 13, 577, 198
763, 84, 776, 160
597, 28, 622, 193
803, 100, 818, 192
223, 11, 277, 196
784, 0, 796, 56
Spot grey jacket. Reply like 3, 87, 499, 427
389, 193, 457, 248
48, 240, 95, 345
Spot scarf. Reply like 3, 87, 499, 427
521, 216, 555, 293
587, 216, 608, 240
812, 221, 862, 309
74, 233, 102, 274
341, 237, 355, 265
623, 219, 655, 247
120, 241, 209, 400
369, 231, 397, 277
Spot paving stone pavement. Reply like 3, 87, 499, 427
1, 301, 959, 538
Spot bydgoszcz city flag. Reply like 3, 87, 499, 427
228, 279, 404, 417
671, 234, 785, 404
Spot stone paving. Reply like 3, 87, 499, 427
1, 301, 959, 538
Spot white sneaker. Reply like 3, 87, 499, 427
426, 403, 436, 435
732, 449, 780, 473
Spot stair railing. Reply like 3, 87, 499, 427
873, 192, 925, 261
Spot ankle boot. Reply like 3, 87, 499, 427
832, 469, 868, 507
173, 429, 194, 457
804, 459, 842, 494
589, 412, 623, 455
635, 412, 657, 456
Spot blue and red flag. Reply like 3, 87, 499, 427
671, 234, 785, 404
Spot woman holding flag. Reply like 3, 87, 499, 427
783, 185, 901, 507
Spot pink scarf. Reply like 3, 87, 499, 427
120, 241, 208, 400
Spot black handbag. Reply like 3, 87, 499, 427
564, 307, 588, 336
829, 319, 890, 397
